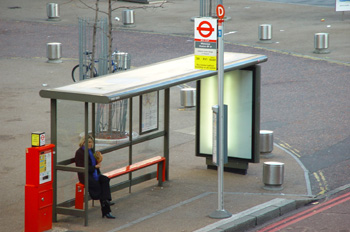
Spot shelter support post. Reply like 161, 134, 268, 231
129, 98, 133, 193
51, 99, 58, 222
84, 102, 89, 226
92, 103, 96, 148
164, 88, 170, 180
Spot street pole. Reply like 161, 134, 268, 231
209, 4, 232, 219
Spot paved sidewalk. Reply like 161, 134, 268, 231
48, 137, 312, 232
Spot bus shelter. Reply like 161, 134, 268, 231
39, 52, 267, 225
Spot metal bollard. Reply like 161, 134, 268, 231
46, 42, 62, 63
191, 0, 230, 22
260, 130, 273, 153
114, 52, 131, 70
200, 0, 215, 17
180, 88, 196, 108
314, 33, 330, 54
47, 3, 60, 21
122, 9, 135, 27
263, 161, 284, 190
258, 24, 272, 43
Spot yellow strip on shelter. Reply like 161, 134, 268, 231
195, 55, 217, 71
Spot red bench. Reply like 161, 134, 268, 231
75, 156, 166, 209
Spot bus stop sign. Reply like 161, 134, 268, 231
216, 4, 225, 19
194, 17, 218, 71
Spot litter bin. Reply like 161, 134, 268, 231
263, 161, 284, 190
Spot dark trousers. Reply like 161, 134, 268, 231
99, 175, 112, 215
100, 199, 111, 215
99, 175, 112, 201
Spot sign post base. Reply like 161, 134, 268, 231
209, 209, 232, 219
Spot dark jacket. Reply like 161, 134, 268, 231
75, 147, 102, 200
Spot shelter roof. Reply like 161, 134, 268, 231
40, 52, 267, 103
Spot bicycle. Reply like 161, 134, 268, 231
71, 50, 119, 82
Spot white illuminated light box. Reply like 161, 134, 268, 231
196, 66, 260, 163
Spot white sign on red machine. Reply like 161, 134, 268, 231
194, 17, 217, 71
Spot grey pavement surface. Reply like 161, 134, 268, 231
0, 0, 349, 232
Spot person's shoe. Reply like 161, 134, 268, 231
102, 213, 116, 219
107, 200, 115, 206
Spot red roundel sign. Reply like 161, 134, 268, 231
196, 21, 215, 38
216, 4, 225, 19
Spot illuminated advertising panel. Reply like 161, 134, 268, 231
196, 66, 260, 163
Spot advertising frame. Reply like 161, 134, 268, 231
195, 65, 261, 164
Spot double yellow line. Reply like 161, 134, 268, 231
278, 141, 301, 158
278, 140, 328, 196
313, 171, 328, 196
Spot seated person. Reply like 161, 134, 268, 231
75, 135, 115, 219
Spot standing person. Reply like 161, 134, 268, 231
75, 135, 115, 219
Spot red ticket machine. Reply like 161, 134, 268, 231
25, 144, 55, 232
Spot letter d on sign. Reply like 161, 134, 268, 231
216, 4, 225, 19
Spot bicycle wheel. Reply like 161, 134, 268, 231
72, 64, 89, 82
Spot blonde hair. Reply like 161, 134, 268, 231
79, 135, 94, 147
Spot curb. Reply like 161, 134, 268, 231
200, 184, 350, 232
198, 198, 315, 232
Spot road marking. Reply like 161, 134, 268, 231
274, 142, 313, 196
277, 139, 329, 197
257, 191, 350, 232
278, 142, 301, 158
313, 170, 328, 196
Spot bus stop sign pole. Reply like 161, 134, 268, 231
209, 4, 232, 219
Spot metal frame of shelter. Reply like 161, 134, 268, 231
39, 52, 267, 226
